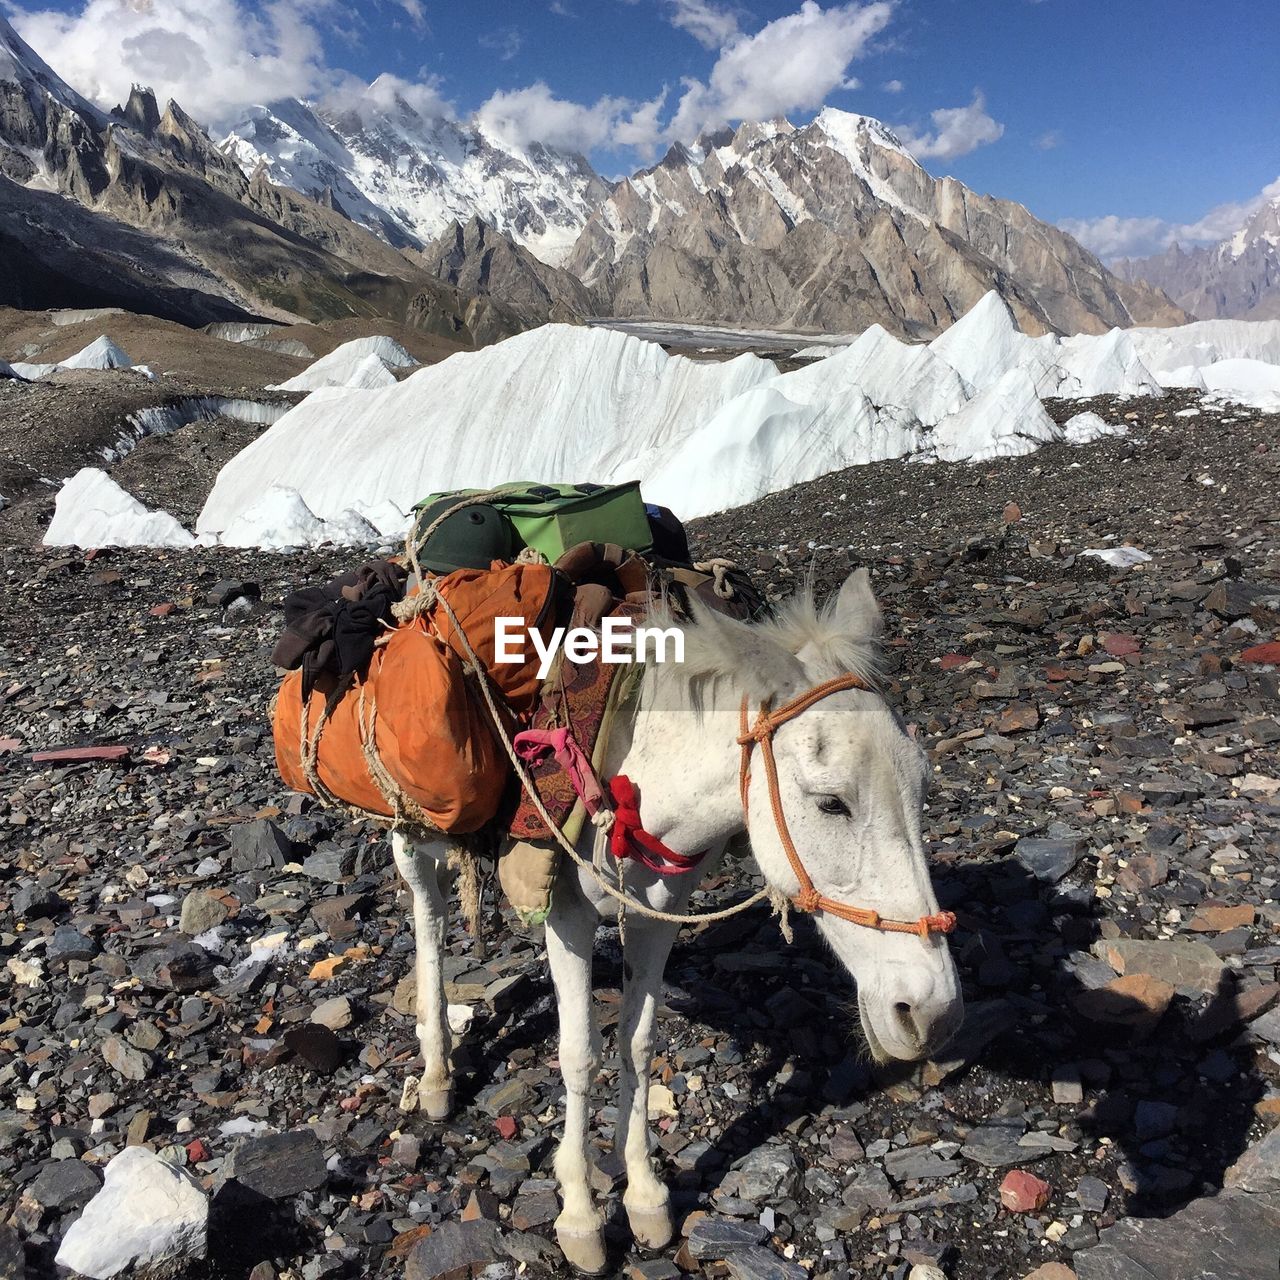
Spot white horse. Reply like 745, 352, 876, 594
390, 568, 963, 1271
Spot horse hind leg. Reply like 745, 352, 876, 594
616, 915, 681, 1250
546, 883, 607, 1273
391, 830, 454, 1119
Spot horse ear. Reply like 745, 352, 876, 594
686, 598, 806, 701
831, 567, 884, 643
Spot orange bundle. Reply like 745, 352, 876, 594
273, 562, 559, 833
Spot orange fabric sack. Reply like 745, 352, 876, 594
273, 562, 560, 832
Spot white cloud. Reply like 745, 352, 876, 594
1060, 175, 1280, 260
668, 0, 740, 50
327, 71, 454, 124
1034, 129, 1062, 150
475, 78, 671, 160
882, 78, 903, 93
395, 0, 427, 30
8, 0, 338, 131
894, 90, 1003, 162
611, 89, 670, 162
479, 25, 523, 62
669, 0, 894, 139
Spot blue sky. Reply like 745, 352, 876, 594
8, 0, 1279, 259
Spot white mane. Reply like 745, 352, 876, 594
646, 571, 885, 712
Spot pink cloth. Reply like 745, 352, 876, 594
512, 727, 606, 817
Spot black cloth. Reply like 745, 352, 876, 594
272, 560, 408, 697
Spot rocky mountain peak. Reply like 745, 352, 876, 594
566, 105, 1180, 337
1117, 195, 1280, 321
117, 85, 161, 137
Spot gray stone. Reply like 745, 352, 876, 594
687, 1218, 769, 1260
405, 1220, 503, 1280
24, 1159, 101, 1212
48, 925, 99, 963
841, 1164, 895, 1210
1204, 579, 1268, 620
136, 942, 217, 992
102, 1036, 152, 1082
961, 1116, 1035, 1168
883, 1144, 962, 1182
0, 1224, 25, 1280
206, 579, 261, 608
1074, 1189, 1280, 1280
500, 1230, 563, 1270
1099, 938, 1227, 993
230, 819, 295, 873
55, 1147, 207, 1280
1225, 1126, 1280, 1193
1075, 1175, 1110, 1213
891, 1183, 979, 1214
179, 889, 230, 936
12, 883, 61, 919
310, 995, 353, 1031
733, 1143, 801, 1200
478, 1077, 535, 1117
1134, 1100, 1179, 1141
302, 847, 356, 880
922, 999, 1016, 1085
724, 1246, 809, 1280
1014, 836, 1087, 883
223, 1130, 327, 1199
1249, 1006, 1280, 1046
1052, 1064, 1084, 1105
828, 1127, 864, 1162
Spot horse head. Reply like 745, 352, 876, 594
688, 569, 964, 1063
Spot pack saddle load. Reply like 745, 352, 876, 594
270, 482, 763, 922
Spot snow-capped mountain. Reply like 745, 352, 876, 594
566, 109, 1181, 338
0, 14, 495, 332
221, 83, 612, 266
1117, 196, 1280, 322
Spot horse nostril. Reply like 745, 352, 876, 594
892, 1001, 916, 1033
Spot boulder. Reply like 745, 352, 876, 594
55, 1147, 207, 1279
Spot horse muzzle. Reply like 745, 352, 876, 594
858, 966, 965, 1063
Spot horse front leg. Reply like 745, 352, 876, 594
616, 914, 682, 1249
391, 830, 454, 1119
546, 883, 606, 1273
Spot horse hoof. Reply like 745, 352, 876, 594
556, 1225, 607, 1273
626, 1199, 674, 1249
418, 1085, 453, 1120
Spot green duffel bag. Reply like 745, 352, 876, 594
413, 481, 653, 570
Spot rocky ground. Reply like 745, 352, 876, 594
1, 390, 1279, 1280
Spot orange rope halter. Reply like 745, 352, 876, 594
737, 673, 957, 939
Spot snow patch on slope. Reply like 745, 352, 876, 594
58, 336, 134, 370
270, 336, 416, 392
44, 469, 195, 549
47, 289, 1267, 549
217, 486, 379, 549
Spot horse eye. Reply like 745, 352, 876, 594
817, 795, 850, 817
